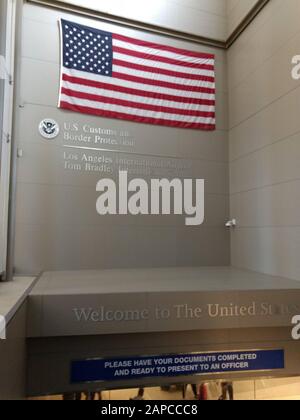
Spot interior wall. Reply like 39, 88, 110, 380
228, 0, 300, 280
13, 3, 229, 275
226, 0, 259, 37
14, 0, 300, 278
53, 0, 227, 40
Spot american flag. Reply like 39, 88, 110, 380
59, 19, 216, 130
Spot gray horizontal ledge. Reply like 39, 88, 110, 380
0, 277, 37, 325
27, 267, 300, 337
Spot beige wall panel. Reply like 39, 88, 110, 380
227, 0, 259, 36
228, 0, 300, 280
229, 31, 300, 128
230, 132, 300, 194
229, 86, 300, 161
231, 227, 300, 280
231, 179, 300, 227
227, 0, 299, 89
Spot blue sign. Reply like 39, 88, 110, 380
71, 349, 285, 384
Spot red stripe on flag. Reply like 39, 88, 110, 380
112, 71, 215, 94
113, 33, 214, 60
62, 73, 216, 106
113, 46, 213, 70
113, 58, 215, 82
61, 87, 216, 118
60, 101, 216, 130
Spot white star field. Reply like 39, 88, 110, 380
62, 20, 113, 76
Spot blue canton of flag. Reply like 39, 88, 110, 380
61, 20, 113, 77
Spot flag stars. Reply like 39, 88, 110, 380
63, 22, 112, 76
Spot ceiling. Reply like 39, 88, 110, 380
51, 0, 261, 41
